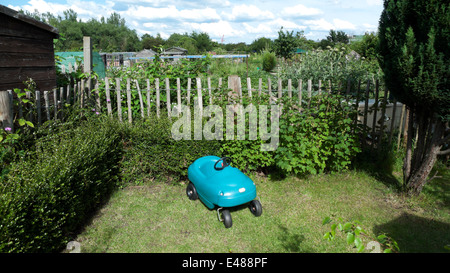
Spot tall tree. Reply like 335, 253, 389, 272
190, 31, 213, 53
327, 30, 349, 44
273, 27, 297, 59
378, 0, 449, 195
250, 37, 273, 53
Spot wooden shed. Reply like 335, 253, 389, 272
0, 5, 59, 91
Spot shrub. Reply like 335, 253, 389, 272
220, 139, 275, 173
275, 94, 361, 175
119, 114, 222, 184
0, 116, 123, 252
262, 50, 277, 72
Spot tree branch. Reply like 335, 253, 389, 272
426, 170, 442, 184
438, 148, 450, 155
438, 134, 450, 146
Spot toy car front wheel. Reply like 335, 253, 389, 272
186, 182, 198, 200
249, 200, 262, 216
222, 209, 232, 228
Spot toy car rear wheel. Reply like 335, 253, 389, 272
249, 200, 262, 216
222, 210, 232, 228
186, 182, 198, 200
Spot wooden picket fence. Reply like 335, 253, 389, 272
0, 76, 408, 148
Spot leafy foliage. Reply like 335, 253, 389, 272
378, 0, 449, 121
273, 27, 298, 59
322, 216, 400, 253
261, 50, 277, 72
275, 94, 361, 175
0, 116, 123, 252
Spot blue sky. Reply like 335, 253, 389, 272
4, 0, 384, 43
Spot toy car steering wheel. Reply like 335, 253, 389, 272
214, 157, 232, 170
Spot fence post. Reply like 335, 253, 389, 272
116, 78, 122, 122
36, 90, 41, 125
146, 79, 151, 117
197, 78, 203, 117
363, 80, 370, 129
53, 88, 58, 119
288, 79, 292, 98
307, 79, 312, 107
258, 78, 262, 97
388, 98, 397, 146
207, 77, 212, 105
66, 83, 71, 105
135, 80, 144, 118
80, 79, 85, 108
59, 87, 64, 120
318, 80, 322, 95
298, 79, 303, 112
278, 79, 282, 99
95, 79, 100, 112
155, 78, 160, 118
83, 36, 92, 74
105, 77, 112, 116
247, 77, 252, 98
44, 91, 50, 121
177, 78, 181, 117
187, 78, 191, 106
126, 78, 132, 123
0, 90, 13, 130
378, 84, 388, 148
166, 78, 171, 117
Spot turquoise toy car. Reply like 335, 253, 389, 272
187, 156, 262, 228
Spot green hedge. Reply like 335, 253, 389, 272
0, 117, 123, 253
0, 114, 222, 252
119, 115, 222, 185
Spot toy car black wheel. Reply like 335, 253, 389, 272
249, 200, 262, 216
186, 182, 198, 200
222, 210, 232, 228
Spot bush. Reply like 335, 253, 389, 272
119, 114, 222, 185
262, 50, 277, 72
275, 94, 361, 175
0, 116, 123, 252
220, 139, 275, 173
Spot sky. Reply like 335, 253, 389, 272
3, 0, 384, 44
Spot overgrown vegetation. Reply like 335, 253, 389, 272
1, 5, 448, 251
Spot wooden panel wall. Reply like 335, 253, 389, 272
0, 12, 57, 91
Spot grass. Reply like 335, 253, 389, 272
72, 166, 449, 253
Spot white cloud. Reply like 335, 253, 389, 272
183, 20, 245, 38
281, 4, 323, 18
121, 5, 220, 22
366, 0, 383, 6
332, 19, 356, 30
222, 4, 274, 22
304, 18, 355, 31
362, 23, 378, 32
142, 22, 169, 29
12, 0, 115, 21
304, 18, 335, 31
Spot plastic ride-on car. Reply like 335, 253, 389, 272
186, 156, 262, 228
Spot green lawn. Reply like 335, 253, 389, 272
72, 166, 449, 253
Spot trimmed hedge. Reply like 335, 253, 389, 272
119, 115, 222, 184
0, 115, 222, 252
0, 117, 123, 253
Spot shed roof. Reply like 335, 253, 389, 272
136, 49, 157, 57
0, 4, 59, 37
165, 47, 187, 53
